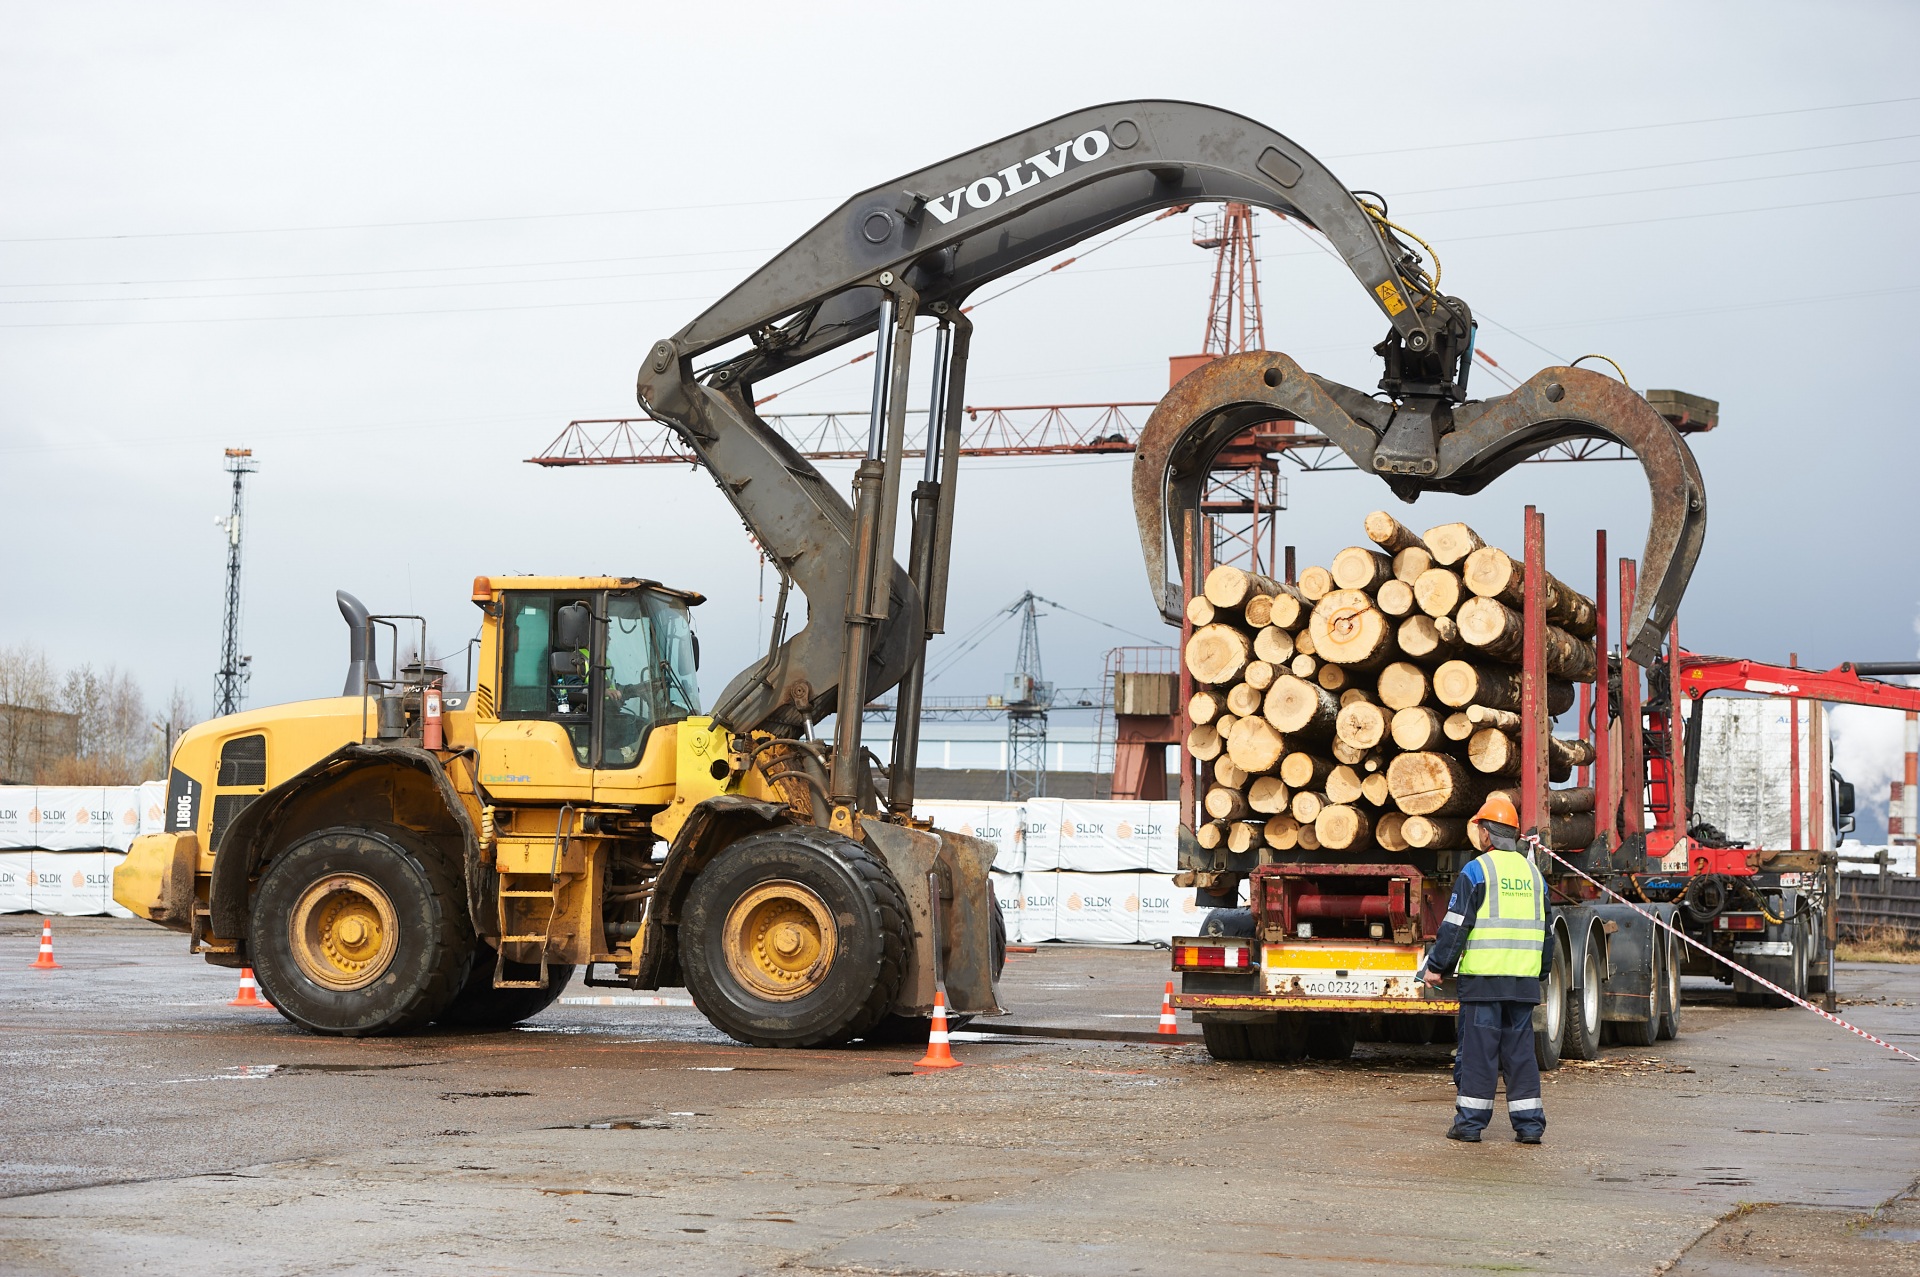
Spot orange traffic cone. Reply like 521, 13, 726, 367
1158, 980, 1179, 1035
29, 919, 59, 969
228, 968, 273, 1009
914, 989, 963, 1069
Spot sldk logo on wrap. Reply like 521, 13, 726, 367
1065, 891, 1114, 913
1024, 888, 1055, 914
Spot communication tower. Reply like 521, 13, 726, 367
214, 448, 257, 717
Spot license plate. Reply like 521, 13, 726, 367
1261, 943, 1426, 1000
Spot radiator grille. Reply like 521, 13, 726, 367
209, 793, 256, 851
217, 733, 267, 787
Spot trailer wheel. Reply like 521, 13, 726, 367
1304, 1013, 1356, 1061
1246, 1013, 1309, 1062
679, 827, 909, 1048
435, 942, 576, 1029
1756, 917, 1810, 1009
1534, 930, 1570, 1071
1655, 927, 1683, 1040
1201, 1019, 1253, 1060
247, 824, 474, 1037
1565, 932, 1603, 1060
1808, 912, 1833, 995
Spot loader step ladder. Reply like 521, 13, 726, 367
494, 872, 561, 990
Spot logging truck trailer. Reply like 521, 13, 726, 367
1166, 509, 1705, 1065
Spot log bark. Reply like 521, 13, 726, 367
1331, 546, 1394, 592
1456, 596, 1597, 681
1549, 787, 1596, 815
1254, 626, 1296, 664
1184, 595, 1216, 627
1335, 699, 1389, 751
1185, 623, 1252, 685
1204, 564, 1283, 611
1390, 706, 1446, 751
1278, 751, 1334, 790
1413, 567, 1465, 618
1226, 716, 1286, 774
1290, 791, 1325, 824
1365, 510, 1428, 555
1186, 722, 1223, 761
1387, 751, 1486, 816
1325, 764, 1364, 805
1196, 820, 1226, 850
1212, 758, 1249, 789
1248, 775, 1291, 814
1375, 810, 1410, 852
1423, 521, 1486, 567
1316, 663, 1349, 692
1376, 578, 1416, 617
1402, 815, 1470, 849
1396, 614, 1461, 662
1311, 590, 1396, 668
1266, 675, 1340, 737
1296, 565, 1333, 601
1244, 660, 1277, 691
1444, 712, 1475, 742
1204, 785, 1250, 821
1549, 812, 1597, 849
1316, 804, 1372, 851
1434, 660, 1575, 713
1361, 772, 1392, 806
1188, 689, 1222, 725
1392, 545, 1433, 584
1227, 821, 1266, 854
1461, 546, 1599, 639
1264, 813, 1301, 851
1376, 660, 1429, 711
1225, 681, 1264, 718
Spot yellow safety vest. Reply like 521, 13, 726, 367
1456, 849, 1546, 977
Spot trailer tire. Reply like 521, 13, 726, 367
679, 827, 909, 1049
1534, 930, 1570, 1071
1247, 1013, 1309, 1062
1201, 1019, 1253, 1061
1756, 917, 1810, 1009
1304, 1013, 1356, 1061
247, 824, 475, 1037
1654, 926, 1683, 1040
1565, 928, 1603, 1060
435, 942, 576, 1029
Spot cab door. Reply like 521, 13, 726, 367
475, 591, 599, 802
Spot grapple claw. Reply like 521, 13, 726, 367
1134, 353, 1706, 665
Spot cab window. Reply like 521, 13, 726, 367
500, 592, 596, 765
598, 590, 700, 768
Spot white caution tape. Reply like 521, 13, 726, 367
1524, 834, 1920, 1065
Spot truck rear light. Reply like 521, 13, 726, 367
1714, 913, 1765, 931
1173, 942, 1249, 970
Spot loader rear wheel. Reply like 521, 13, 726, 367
248, 825, 474, 1037
680, 827, 909, 1048
435, 942, 577, 1029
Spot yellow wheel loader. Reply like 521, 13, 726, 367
116, 100, 1705, 1045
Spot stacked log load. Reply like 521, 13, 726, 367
1183, 512, 1599, 860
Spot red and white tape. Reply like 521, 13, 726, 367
1524, 835, 1920, 1065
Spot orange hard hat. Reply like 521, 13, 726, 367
1473, 793, 1520, 828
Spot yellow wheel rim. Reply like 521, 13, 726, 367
721, 879, 837, 1001
287, 873, 400, 991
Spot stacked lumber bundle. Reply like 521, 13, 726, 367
1183, 513, 1600, 857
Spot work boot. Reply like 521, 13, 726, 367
1515, 1130, 1542, 1145
1445, 1123, 1482, 1143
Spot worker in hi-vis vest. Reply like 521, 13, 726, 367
1417, 792, 1551, 1144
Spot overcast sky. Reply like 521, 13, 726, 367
3, 2, 1916, 835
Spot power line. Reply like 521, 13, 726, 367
1401, 155, 1920, 219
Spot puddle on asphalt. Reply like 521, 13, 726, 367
686, 1066, 789, 1072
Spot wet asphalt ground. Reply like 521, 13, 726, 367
2, 914, 1917, 1276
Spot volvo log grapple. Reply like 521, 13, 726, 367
115, 100, 1706, 1047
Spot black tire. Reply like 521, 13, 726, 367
1304, 1013, 1357, 1061
861, 891, 1006, 1043
248, 825, 474, 1037
679, 827, 909, 1048
1756, 918, 1810, 1009
1808, 915, 1833, 995
1565, 931, 1603, 1061
1535, 930, 1570, 1071
435, 942, 576, 1029
1246, 1013, 1309, 1062
1201, 1018, 1252, 1061
1385, 1015, 1435, 1046
1655, 927, 1683, 1040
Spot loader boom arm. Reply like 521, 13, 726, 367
633, 100, 1707, 821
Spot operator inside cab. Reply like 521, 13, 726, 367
1416, 793, 1551, 1145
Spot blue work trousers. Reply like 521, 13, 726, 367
1451, 1000, 1544, 1138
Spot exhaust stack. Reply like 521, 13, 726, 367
337, 590, 380, 695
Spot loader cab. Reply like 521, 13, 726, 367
476, 576, 702, 795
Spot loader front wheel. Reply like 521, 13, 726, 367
680, 828, 909, 1048
248, 825, 474, 1037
